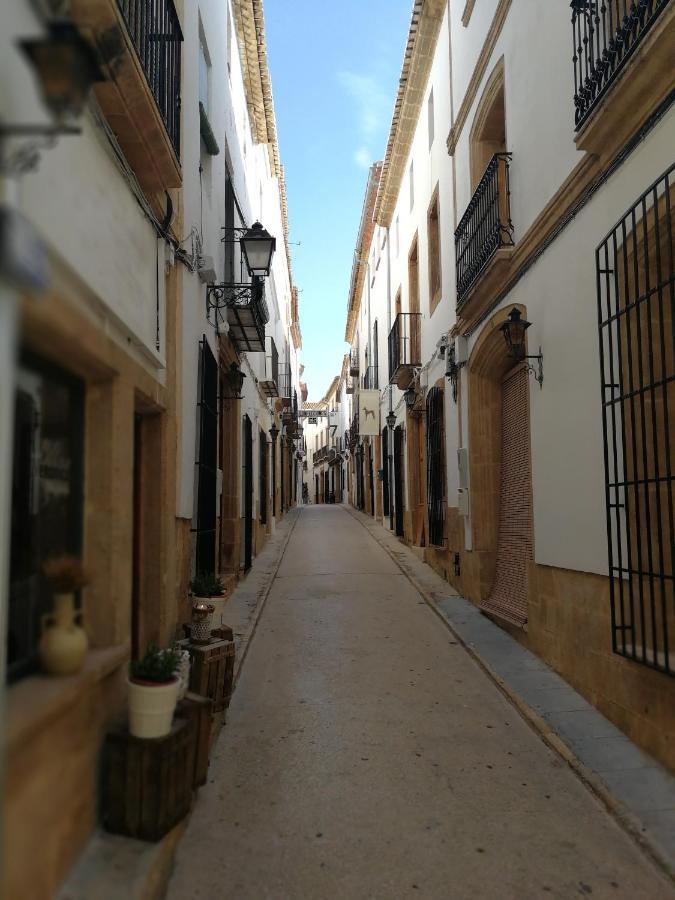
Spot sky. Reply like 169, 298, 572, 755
264, 0, 412, 402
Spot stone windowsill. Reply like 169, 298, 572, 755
7, 643, 129, 754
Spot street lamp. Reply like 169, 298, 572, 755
18, 22, 104, 126
240, 222, 276, 277
225, 362, 245, 399
500, 307, 544, 387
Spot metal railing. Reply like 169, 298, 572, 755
277, 364, 292, 401
349, 412, 359, 448
388, 312, 422, 383
455, 153, 514, 305
346, 376, 355, 394
349, 349, 360, 376
117, 0, 183, 156
571, 0, 670, 131
363, 365, 379, 390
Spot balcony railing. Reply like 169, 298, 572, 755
118, 0, 183, 155
455, 153, 514, 306
277, 364, 292, 403
349, 412, 359, 448
388, 313, 422, 384
260, 336, 279, 398
349, 349, 360, 377
363, 365, 379, 390
346, 376, 355, 394
207, 277, 269, 353
571, 0, 670, 130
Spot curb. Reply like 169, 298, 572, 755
346, 504, 675, 884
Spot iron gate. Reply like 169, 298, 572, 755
195, 337, 218, 575
597, 163, 674, 674
426, 387, 445, 547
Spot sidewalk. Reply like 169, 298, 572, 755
348, 505, 675, 880
58, 509, 301, 900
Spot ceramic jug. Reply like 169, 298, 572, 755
39, 593, 88, 675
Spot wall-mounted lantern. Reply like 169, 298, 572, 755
225, 362, 246, 399
403, 386, 417, 410
2, 21, 105, 174
445, 341, 460, 402
386, 409, 396, 430
240, 221, 276, 277
269, 423, 279, 444
500, 308, 544, 387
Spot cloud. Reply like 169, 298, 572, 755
354, 147, 371, 169
337, 69, 391, 169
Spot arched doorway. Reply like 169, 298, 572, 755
468, 305, 534, 626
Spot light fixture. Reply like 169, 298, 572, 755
500, 308, 544, 387
269, 423, 279, 443
226, 362, 246, 399
403, 386, 416, 410
2, 21, 105, 174
445, 341, 462, 403
386, 409, 396, 429
240, 221, 276, 277
19, 22, 104, 124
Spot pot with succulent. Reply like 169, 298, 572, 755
128, 643, 181, 739
189, 572, 226, 640
40, 556, 89, 676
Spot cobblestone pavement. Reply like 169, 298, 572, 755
166, 505, 675, 899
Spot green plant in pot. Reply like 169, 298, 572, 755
40, 556, 89, 676
128, 644, 181, 739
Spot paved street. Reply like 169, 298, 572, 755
166, 506, 674, 899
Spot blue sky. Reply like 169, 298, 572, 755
264, 1, 412, 401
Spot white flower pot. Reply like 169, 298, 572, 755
128, 677, 179, 739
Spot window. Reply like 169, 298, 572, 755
259, 430, 268, 525
8, 355, 84, 682
428, 88, 435, 149
427, 187, 441, 312
409, 161, 414, 210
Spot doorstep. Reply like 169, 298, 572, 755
347, 506, 675, 880
57, 509, 302, 900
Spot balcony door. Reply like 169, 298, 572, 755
470, 60, 506, 191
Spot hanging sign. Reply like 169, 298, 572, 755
308, 415, 318, 425
359, 389, 380, 436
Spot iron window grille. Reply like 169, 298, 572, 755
426, 387, 445, 547
571, 0, 670, 131
382, 427, 390, 517
260, 336, 279, 398
277, 363, 292, 403
455, 153, 514, 306
388, 312, 422, 383
117, 0, 183, 156
259, 429, 267, 525
597, 162, 674, 675
194, 337, 218, 576
349, 349, 360, 376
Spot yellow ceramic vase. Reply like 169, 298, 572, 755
39, 593, 88, 675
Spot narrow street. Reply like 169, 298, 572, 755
166, 506, 673, 900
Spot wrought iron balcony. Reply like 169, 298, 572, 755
117, 0, 182, 155
277, 364, 292, 404
260, 336, 279, 398
349, 349, 360, 377
363, 365, 379, 390
349, 412, 359, 448
455, 153, 514, 306
571, 0, 670, 131
206, 276, 269, 353
346, 376, 355, 395
388, 312, 422, 388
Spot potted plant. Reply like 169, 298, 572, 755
40, 556, 89, 675
128, 644, 181, 739
190, 572, 226, 638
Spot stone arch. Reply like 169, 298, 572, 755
469, 57, 506, 191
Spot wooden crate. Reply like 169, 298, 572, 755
211, 624, 234, 642
189, 639, 236, 712
102, 719, 193, 842
177, 692, 213, 788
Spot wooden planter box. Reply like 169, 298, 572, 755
189, 639, 236, 712
177, 692, 213, 788
102, 719, 193, 841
